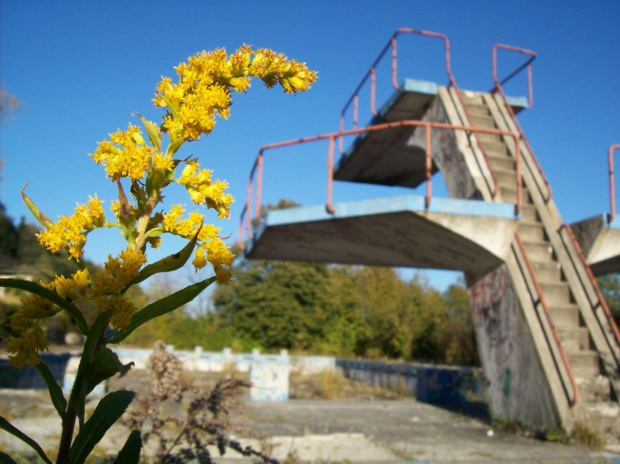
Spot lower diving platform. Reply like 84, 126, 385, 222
571, 214, 620, 276
245, 195, 519, 275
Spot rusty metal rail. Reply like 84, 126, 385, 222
239, 121, 520, 250
608, 144, 620, 222
491, 44, 552, 203
558, 223, 620, 365
339, 28, 453, 139
514, 234, 579, 407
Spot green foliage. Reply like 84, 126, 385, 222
210, 245, 478, 364
0, 203, 19, 259
597, 273, 620, 326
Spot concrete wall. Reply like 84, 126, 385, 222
336, 359, 485, 406
0, 348, 485, 408
407, 91, 483, 201
468, 265, 561, 427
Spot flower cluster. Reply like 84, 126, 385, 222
155, 45, 317, 141
6, 45, 315, 369
6, 251, 147, 367
37, 196, 105, 261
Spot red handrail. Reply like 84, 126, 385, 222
491, 44, 552, 203
339, 28, 453, 149
608, 144, 620, 222
558, 223, 620, 352
238, 121, 520, 250
514, 234, 579, 407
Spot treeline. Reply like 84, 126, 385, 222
128, 260, 480, 366
4, 197, 620, 366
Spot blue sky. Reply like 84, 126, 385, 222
1, 1, 619, 291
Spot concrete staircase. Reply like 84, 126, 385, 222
458, 90, 620, 439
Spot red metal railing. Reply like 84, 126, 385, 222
514, 234, 579, 407
491, 44, 552, 203
608, 144, 620, 222
239, 121, 520, 250
558, 223, 620, 364
339, 28, 453, 139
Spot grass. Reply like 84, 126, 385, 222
491, 416, 606, 451
570, 422, 606, 451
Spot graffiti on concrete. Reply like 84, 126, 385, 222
469, 266, 518, 402
407, 97, 481, 200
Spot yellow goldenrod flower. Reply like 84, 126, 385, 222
7, 326, 49, 369
192, 247, 207, 269
214, 266, 233, 285
154, 45, 316, 142
108, 295, 137, 329
37, 195, 105, 261
90, 124, 154, 181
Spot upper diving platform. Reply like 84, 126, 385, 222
244, 195, 519, 275
334, 78, 528, 189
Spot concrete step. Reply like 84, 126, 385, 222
479, 138, 509, 157
558, 327, 590, 352
469, 114, 495, 128
518, 221, 546, 242
500, 184, 531, 205
460, 91, 485, 105
477, 131, 503, 144
567, 350, 600, 378
486, 153, 515, 172
464, 104, 490, 119
539, 281, 572, 306
494, 167, 518, 188
549, 304, 581, 329
521, 239, 553, 262
521, 204, 538, 221
576, 376, 612, 403
574, 402, 620, 440
531, 260, 561, 282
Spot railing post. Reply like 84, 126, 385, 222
608, 145, 620, 223
425, 124, 432, 209
255, 152, 263, 220
327, 136, 335, 214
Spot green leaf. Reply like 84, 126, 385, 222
69, 390, 135, 464
126, 229, 200, 288
0, 452, 18, 464
113, 430, 142, 464
21, 185, 53, 230
74, 312, 110, 427
0, 416, 52, 464
107, 276, 216, 344
135, 113, 161, 153
83, 348, 133, 396
0, 279, 89, 335
34, 362, 67, 419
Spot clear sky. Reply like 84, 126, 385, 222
1, 1, 618, 291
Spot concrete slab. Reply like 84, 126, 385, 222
334, 79, 438, 188
235, 400, 613, 463
570, 214, 620, 275
245, 195, 519, 274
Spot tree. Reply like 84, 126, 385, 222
0, 203, 19, 258
598, 273, 620, 326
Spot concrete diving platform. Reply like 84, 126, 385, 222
334, 79, 439, 188
244, 195, 520, 275
333, 78, 528, 189
570, 214, 620, 275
